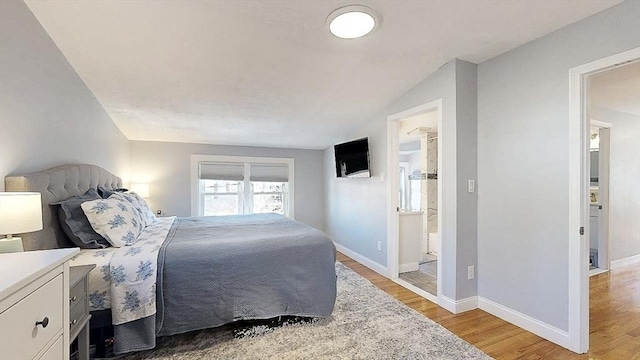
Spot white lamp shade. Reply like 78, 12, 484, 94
0, 192, 43, 235
130, 184, 150, 198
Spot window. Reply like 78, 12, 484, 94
202, 180, 242, 216
398, 163, 408, 210
252, 181, 286, 214
191, 155, 294, 217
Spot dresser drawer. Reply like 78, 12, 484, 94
70, 275, 86, 306
70, 295, 88, 333
38, 335, 63, 360
0, 274, 63, 360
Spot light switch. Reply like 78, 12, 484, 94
468, 179, 475, 193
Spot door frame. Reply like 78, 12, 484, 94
386, 99, 443, 305
568, 47, 639, 353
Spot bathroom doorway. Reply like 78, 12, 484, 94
397, 114, 438, 295
587, 121, 611, 276
386, 99, 442, 304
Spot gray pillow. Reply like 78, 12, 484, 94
56, 189, 110, 249
97, 186, 128, 199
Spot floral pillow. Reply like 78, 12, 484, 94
81, 197, 145, 247
130, 192, 156, 224
110, 192, 156, 226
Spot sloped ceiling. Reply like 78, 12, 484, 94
589, 61, 640, 116
25, 0, 622, 149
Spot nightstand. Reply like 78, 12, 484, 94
69, 264, 95, 360
0, 248, 79, 360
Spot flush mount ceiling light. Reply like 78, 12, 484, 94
327, 5, 379, 39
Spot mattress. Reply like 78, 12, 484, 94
73, 213, 337, 355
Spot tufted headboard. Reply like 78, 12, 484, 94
4, 164, 122, 251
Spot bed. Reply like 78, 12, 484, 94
5, 164, 337, 355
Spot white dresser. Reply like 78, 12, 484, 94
0, 248, 79, 360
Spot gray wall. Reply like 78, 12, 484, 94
130, 141, 325, 231
590, 107, 640, 261
0, 1, 130, 189
454, 61, 478, 299
324, 59, 479, 300
477, 0, 640, 332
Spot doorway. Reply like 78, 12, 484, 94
568, 47, 639, 353
397, 113, 438, 295
387, 99, 443, 304
587, 121, 611, 276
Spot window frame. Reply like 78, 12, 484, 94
191, 154, 295, 218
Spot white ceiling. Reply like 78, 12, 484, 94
25, 0, 623, 150
398, 110, 438, 146
399, 110, 437, 153
589, 61, 640, 116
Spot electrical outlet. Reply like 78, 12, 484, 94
377, 241, 382, 251
467, 265, 475, 280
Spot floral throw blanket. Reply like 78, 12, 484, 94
70, 216, 176, 325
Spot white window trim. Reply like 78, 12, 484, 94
190, 154, 295, 218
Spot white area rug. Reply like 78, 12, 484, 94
121, 262, 491, 359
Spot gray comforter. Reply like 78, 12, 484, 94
114, 214, 337, 354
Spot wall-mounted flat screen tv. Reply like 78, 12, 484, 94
334, 137, 371, 178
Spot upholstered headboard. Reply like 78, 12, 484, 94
4, 164, 122, 251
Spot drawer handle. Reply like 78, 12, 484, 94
70, 296, 77, 302
70, 319, 78, 326
35, 317, 49, 328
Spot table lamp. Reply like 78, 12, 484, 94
0, 192, 43, 253
130, 183, 150, 198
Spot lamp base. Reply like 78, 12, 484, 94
0, 237, 24, 253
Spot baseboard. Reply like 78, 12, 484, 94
456, 296, 478, 313
440, 295, 478, 314
399, 262, 419, 273
478, 296, 570, 349
589, 267, 608, 277
611, 254, 640, 269
333, 242, 389, 277
438, 296, 456, 313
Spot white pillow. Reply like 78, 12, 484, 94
110, 192, 156, 226
81, 197, 145, 247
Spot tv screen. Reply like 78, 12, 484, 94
334, 137, 371, 178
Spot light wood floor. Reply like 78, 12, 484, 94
398, 270, 437, 295
337, 252, 640, 360
399, 261, 437, 295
